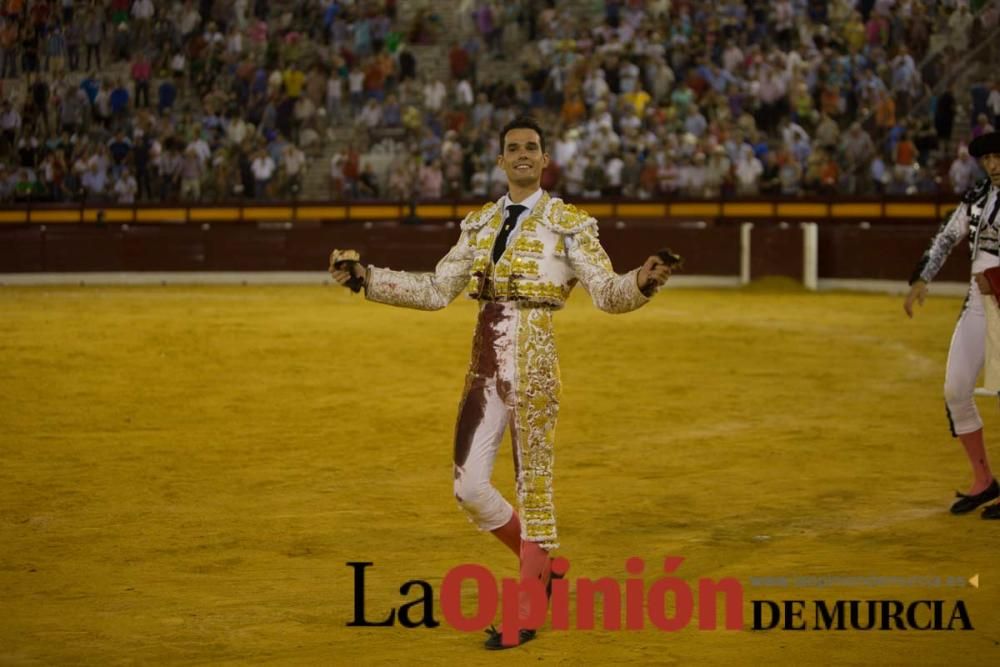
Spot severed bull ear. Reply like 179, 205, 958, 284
656, 248, 684, 270
329, 249, 364, 293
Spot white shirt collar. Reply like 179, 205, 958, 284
503, 188, 544, 214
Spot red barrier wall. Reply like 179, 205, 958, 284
0, 219, 971, 282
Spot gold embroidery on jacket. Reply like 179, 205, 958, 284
513, 237, 544, 257
514, 307, 560, 549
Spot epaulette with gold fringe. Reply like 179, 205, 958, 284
459, 201, 501, 231
537, 197, 599, 235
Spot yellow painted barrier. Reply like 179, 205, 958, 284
135, 208, 188, 223
670, 203, 721, 217
28, 210, 80, 223
242, 207, 295, 221
0, 210, 27, 223
617, 203, 667, 218
776, 203, 828, 218
349, 205, 402, 219
188, 208, 241, 221
831, 203, 882, 218
297, 206, 348, 220
0, 200, 972, 225
414, 205, 456, 219
885, 203, 938, 218
82, 209, 133, 223
723, 203, 774, 218
582, 203, 614, 217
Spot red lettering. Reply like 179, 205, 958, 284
501, 576, 548, 646
440, 564, 498, 632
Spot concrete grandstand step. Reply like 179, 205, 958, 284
302, 157, 332, 201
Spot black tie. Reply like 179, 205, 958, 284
492, 204, 526, 263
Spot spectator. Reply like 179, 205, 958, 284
948, 146, 978, 194
131, 52, 151, 109
107, 131, 131, 179
0, 16, 17, 78
971, 113, 995, 140
29, 73, 49, 134
358, 161, 380, 197
109, 79, 129, 126
582, 154, 606, 198
113, 166, 137, 203
381, 93, 402, 128
251, 148, 275, 200
131, 0, 155, 45
83, 7, 102, 70
133, 128, 153, 201
417, 159, 441, 199
64, 17, 79, 71
841, 122, 876, 193
281, 142, 306, 198
157, 78, 177, 115
778, 151, 803, 196
948, 5, 974, 52
347, 65, 364, 113
326, 69, 344, 125
111, 21, 129, 63
935, 87, 956, 150
329, 153, 346, 199
157, 141, 181, 200
45, 22, 66, 74
734, 145, 764, 195
1, 100, 21, 151
179, 146, 203, 201
283, 61, 305, 99
422, 76, 446, 113
988, 81, 1000, 130
357, 97, 382, 133
40, 148, 68, 201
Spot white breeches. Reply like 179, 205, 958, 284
453, 378, 518, 531
451, 302, 561, 549
945, 252, 1000, 434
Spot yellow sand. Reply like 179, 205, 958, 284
1, 285, 997, 665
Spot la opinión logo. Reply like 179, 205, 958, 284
752, 599, 973, 631
347, 556, 743, 646
347, 556, 975, 643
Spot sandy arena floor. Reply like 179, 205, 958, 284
1, 284, 997, 665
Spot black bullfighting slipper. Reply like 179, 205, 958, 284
981, 503, 1000, 519
950, 478, 999, 514
483, 625, 536, 650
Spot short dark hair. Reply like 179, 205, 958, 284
499, 116, 546, 154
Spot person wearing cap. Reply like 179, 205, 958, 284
904, 131, 1000, 518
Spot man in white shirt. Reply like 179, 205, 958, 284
251, 150, 276, 200
0, 101, 21, 150
987, 81, 1000, 129
604, 152, 625, 196
113, 166, 138, 203
455, 78, 474, 108
422, 77, 447, 113
282, 143, 306, 196
330, 117, 672, 649
348, 68, 365, 113
905, 132, 1000, 519
131, 0, 155, 43
226, 112, 248, 146
356, 98, 382, 131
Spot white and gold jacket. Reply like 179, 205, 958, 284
364, 192, 652, 313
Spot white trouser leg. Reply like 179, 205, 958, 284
945, 285, 986, 435
453, 378, 515, 531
